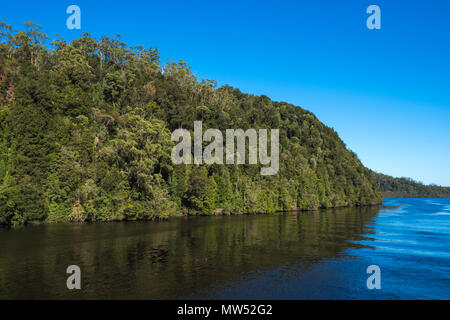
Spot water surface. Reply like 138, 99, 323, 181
0, 198, 449, 299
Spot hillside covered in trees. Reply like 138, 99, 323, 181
0, 22, 381, 225
376, 173, 450, 198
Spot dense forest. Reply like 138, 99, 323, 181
0, 22, 381, 225
376, 173, 450, 198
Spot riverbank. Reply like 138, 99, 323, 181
1, 200, 384, 228
382, 192, 450, 198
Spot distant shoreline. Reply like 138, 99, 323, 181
382, 193, 450, 198
375, 173, 450, 199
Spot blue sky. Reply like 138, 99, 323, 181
2, 0, 450, 186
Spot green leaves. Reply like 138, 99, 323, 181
0, 21, 382, 225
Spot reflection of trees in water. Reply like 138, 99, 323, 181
0, 206, 379, 299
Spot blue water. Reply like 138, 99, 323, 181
189, 198, 450, 299
0, 198, 449, 299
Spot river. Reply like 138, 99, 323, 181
0, 198, 449, 299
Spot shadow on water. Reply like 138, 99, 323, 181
0, 205, 380, 299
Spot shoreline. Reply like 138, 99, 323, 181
1, 200, 386, 228
381, 194, 450, 198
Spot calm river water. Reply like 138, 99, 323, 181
0, 198, 449, 299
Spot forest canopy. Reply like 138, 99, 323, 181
0, 22, 382, 225
375, 173, 450, 198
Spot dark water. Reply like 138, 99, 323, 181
0, 198, 449, 299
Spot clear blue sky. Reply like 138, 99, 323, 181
3, 0, 450, 186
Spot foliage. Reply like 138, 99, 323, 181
375, 173, 450, 198
0, 22, 381, 225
